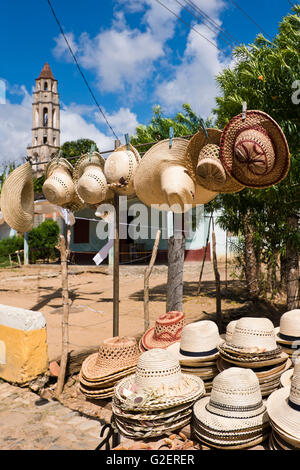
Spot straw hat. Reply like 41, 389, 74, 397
223, 320, 237, 344
219, 110, 290, 189
185, 129, 244, 193
167, 320, 222, 363
140, 311, 185, 351
73, 151, 111, 205
0, 162, 34, 233
267, 374, 300, 441
221, 317, 278, 354
193, 368, 268, 432
114, 348, 205, 411
134, 138, 218, 213
81, 336, 140, 381
104, 144, 141, 197
42, 157, 76, 207
275, 309, 300, 345
280, 359, 300, 388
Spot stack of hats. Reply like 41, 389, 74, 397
217, 317, 290, 397
275, 309, 300, 359
267, 373, 300, 450
280, 359, 300, 388
167, 320, 222, 394
79, 336, 140, 399
192, 368, 270, 449
112, 348, 205, 440
139, 311, 185, 353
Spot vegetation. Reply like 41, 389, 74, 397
28, 219, 60, 263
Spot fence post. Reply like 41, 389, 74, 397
24, 232, 29, 265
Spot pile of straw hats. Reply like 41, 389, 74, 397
112, 348, 205, 440
267, 373, 300, 450
280, 359, 300, 388
219, 110, 290, 189
217, 317, 290, 397
167, 320, 222, 394
275, 309, 300, 359
104, 144, 141, 197
192, 368, 270, 449
79, 336, 140, 399
134, 138, 218, 213
0, 162, 34, 233
139, 311, 185, 352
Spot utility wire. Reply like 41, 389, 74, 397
153, 0, 226, 53
46, 0, 119, 140
227, 0, 273, 41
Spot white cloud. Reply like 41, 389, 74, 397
52, 32, 78, 63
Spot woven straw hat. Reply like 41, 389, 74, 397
193, 368, 268, 432
73, 151, 111, 205
221, 317, 278, 353
280, 359, 300, 388
43, 158, 75, 207
104, 144, 141, 196
185, 129, 244, 193
81, 336, 140, 380
275, 309, 300, 345
0, 162, 34, 233
267, 374, 300, 440
167, 320, 222, 363
220, 110, 290, 189
141, 311, 185, 351
134, 138, 218, 213
225, 320, 237, 344
114, 348, 205, 411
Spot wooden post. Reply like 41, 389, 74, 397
212, 216, 222, 329
144, 230, 161, 331
225, 230, 228, 290
55, 234, 70, 398
197, 213, 213, 295
113, 139, 121, 338
167, 231, 185, 312
24, 232, 29, 265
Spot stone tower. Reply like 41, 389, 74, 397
27, 63, 60, 177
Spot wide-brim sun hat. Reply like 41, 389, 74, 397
81, 336, 140, 381
0, 162, 34, 233
104, 144, 141, 197
134, 138, 218, 213
42, 157, 76, 207
141, 311, 185, 351
275, 309, 300, 345
267, 374, 300, 441
167, 320, 222, 363
185, 129, 244, 194
219, 110, 290, 189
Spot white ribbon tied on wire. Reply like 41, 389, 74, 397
57, 207, 76, 226
93, 222, 114, 266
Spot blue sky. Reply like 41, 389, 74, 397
0, 0, 293, 165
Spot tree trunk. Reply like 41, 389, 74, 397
242, 212, 259, 300
286, 215, 300, 310
280, 252, 287, 291
167, 233, 185, 312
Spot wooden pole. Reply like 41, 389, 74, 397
225, 230, 228, 290
197, 213, 213, 295
24, 232, 29, 265
211, 216, 222, 330
113, 139, 121, 338
144, 230, 161, 331
167, 232, 185, 312
55, 234, 70, 397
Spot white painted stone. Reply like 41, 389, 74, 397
0, 304, 46, 331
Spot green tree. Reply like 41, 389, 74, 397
28, 219, 60, 263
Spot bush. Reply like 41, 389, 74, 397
0, 235, 24, 264
28, 219, 60, 263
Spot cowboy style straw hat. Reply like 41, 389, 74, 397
167, 320, 222, 363
43, 157, 76, 207
114, 348, 205, 411
140, 311, 185, 351
275, 309, 300, 345
73, 151, 113, 205
185, 129, 244, 193
134, 138, 218, 213
0, 162, 34, 233
219, 110, 290, 189
104, 143, 141, 197
267, 374, 300, 442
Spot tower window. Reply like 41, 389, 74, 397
43, 136, 47, 144
43, 107, 48, 127
44, 82, 48, 90
53, 137, 56, 146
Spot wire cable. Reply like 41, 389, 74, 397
46, 0, 119, 140
227, 0, 273, 41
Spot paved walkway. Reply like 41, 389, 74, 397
0, 381, 103, 450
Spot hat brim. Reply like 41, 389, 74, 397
219, 110, 290, 189
81, 352, 139, 381
193, 427, 269, 450
274, 326, 300, 345
73, 152, 105, 182
267, 387, 300, 440
280, 369, 294, 388
141, 327, 182, 351
167, 341, 220, 363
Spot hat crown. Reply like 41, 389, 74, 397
134, 349, 181, 388
280, 309, 300, 337
95, 336, 139, 368
43, 161, 75, 206
289, 374, 300, 407
180, 320, 220, 353
153, 311, 185, 342
225, 320, 237, 344
196, 144, 226, 185
104, 150, 137, 184
208, 368, 263, 415
230, 317, 277, 352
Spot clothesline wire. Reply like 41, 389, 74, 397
227, 0, 273, 42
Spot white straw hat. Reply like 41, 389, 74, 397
280, 359, 300, 388
104, 144, 141, 197
275, 309, 300, 345
267, 374, 300, 441
134, 138, 218, 213
167, 320, 222, 363
43, 158, 75, 207
193, 368, 268, 432
225, 320, 237, 344
0, 162, 34, 233
222, 317, 278, 353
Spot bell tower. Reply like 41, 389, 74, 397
27, 63, 60, 177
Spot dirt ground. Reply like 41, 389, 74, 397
0, 260, 287, 361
